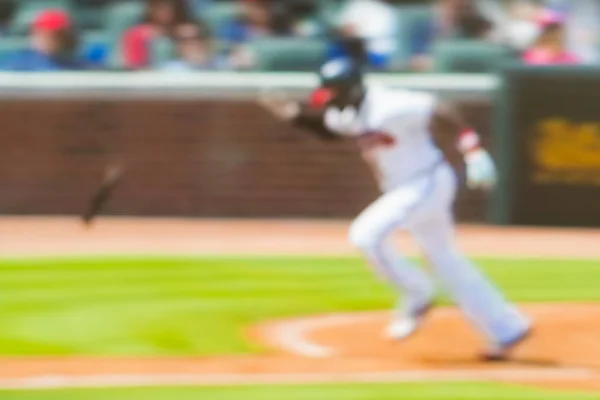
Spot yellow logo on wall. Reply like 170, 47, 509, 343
531, 118, 600, 185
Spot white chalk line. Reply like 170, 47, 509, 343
261, 313, 376, 358
261, 305, 600, 359
262, 309, 459, 358
0, 368, 595, 390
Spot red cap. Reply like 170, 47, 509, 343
33, 9, 72, 32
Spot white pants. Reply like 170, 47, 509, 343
349, 163, 529, 345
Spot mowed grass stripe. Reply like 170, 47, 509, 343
0, 257, 599, 356
1, 258, 599, 303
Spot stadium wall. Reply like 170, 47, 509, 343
0, 72, 494, 220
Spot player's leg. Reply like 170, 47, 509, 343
413, 216, 530, 357
410, 167, 530, 357
348, 179, 436, 339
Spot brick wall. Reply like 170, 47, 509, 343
0, 98, 492, 220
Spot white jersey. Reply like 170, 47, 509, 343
323, 85, 444, 192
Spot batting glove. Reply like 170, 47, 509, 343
324, 106, 362, 136
464, 149, 497, 190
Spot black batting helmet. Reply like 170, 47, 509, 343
310, 58, 365, 109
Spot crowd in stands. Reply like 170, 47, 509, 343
0, 0, 595, 72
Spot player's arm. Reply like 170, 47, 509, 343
433, 102, 497, 190
257, 89, 342, 141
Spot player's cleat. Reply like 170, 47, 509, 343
385, 301, 434, 340
480, 325, 533, 362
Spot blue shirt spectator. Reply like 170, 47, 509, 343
219, 18, 262, 43
219, 0, 273, 44
83, 42, 109, 66
408, 0, 487, 71
4, 49, 89, 71
410, 18, 438, 56
1, 9, 90, 71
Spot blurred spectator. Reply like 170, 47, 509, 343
1, 9, 89, 71
220, 0, 274, 43
560, 0, 600, 64
161, 22, 228, 71
264, 1, 296, 36
0, 0, 15, 36
219, 0, 317, 42
501, 1, 542, 51
409, 0, 479, 71
284, 0, 322, 37
219, 0, 320, 70
522, 10, 580, 65
406, 0, 496, 71
122, 0, 197, 70
328, 0, 397, 69
455, 6, 494, 39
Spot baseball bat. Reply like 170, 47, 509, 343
82, 164, 124, 228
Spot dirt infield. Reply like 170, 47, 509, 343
1, 216, 598, 258
0, 217, 599, 392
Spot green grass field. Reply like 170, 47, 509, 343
3, 382, 600, 400
1, 256, 599, 399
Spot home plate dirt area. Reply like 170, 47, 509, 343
0, 217, 599, 392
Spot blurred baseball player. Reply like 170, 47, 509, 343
259, 58, 531, 360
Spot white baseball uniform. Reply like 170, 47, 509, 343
323, 85, 529, 345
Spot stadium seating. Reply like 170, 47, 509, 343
247, 37, 327, 71
0, 0, 520, 72
73, 1, 106, 31
318, 0, 344, 26
432, 39, 515, 73
150, 35, 176, 66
